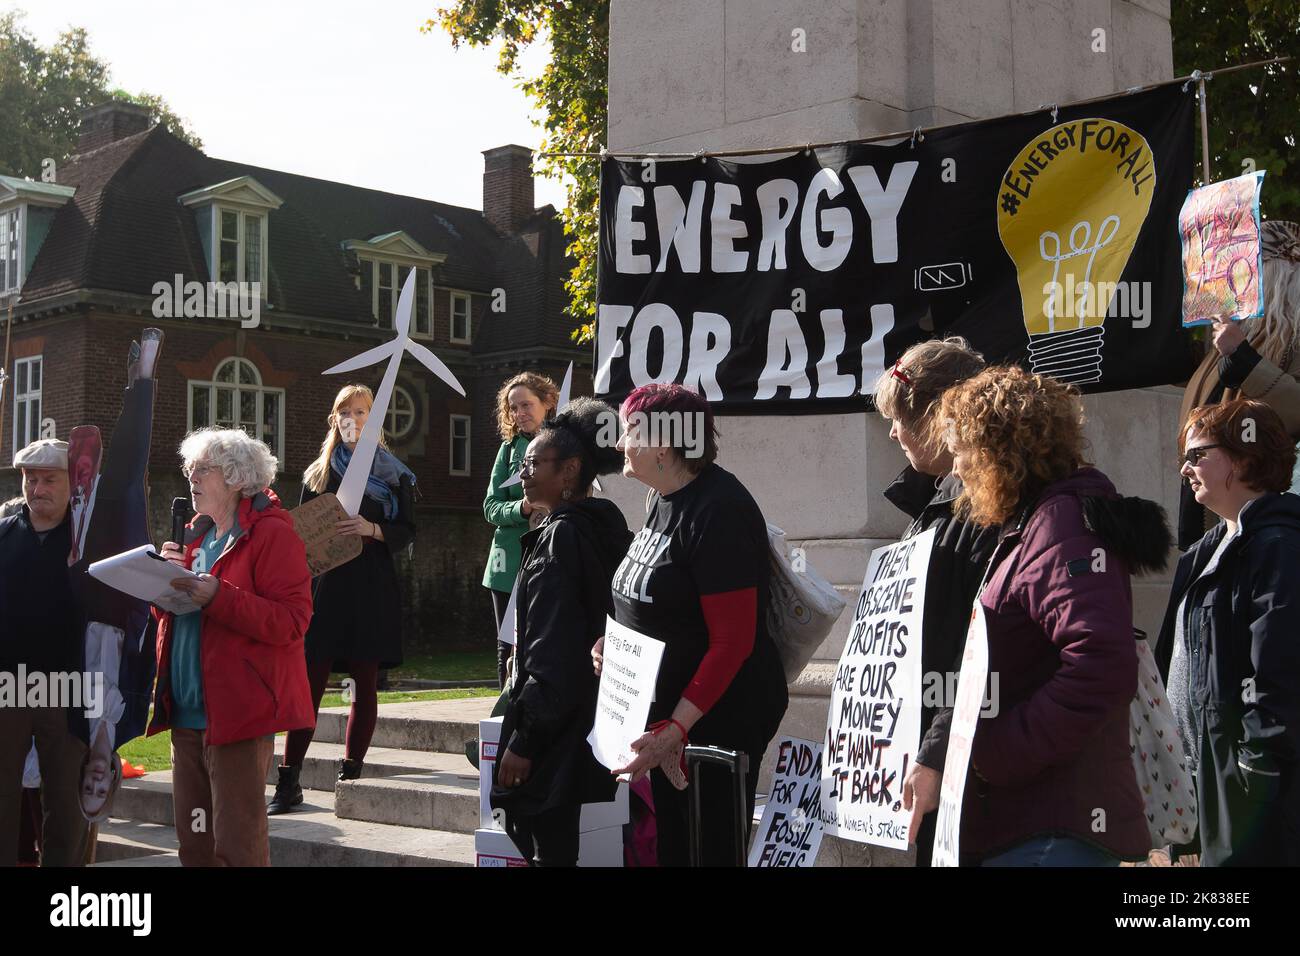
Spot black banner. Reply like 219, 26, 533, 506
595, 85, 1197, 413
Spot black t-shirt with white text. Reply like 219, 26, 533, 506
611, 464, 786, 743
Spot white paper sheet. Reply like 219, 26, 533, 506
587, 617, 665, 776
88, 544, 202, 616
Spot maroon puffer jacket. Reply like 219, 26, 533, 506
960, 468, 1166, 863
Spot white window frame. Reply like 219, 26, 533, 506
385, 384, 417, 442
210, 205, 269, 289
449, 291, 472, 344
449, 414, 471, 476
185, 357, 285, 467
358, 259, 433, 338
0, 205, 24, 296
11, 355, 41, 457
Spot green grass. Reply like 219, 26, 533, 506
318, 687, 498, 709
388, 649, 496, 682
116, 686, 499, 774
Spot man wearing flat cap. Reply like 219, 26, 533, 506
0, 438, 90, 866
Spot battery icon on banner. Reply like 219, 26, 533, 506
914, 261, 973, 291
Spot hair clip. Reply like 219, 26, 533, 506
890, 361, 913, 387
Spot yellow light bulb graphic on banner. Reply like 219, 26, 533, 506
997, 118, 1155, 384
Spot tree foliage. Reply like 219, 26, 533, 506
0, 10, 201, 180
1172, 0, 1299, 219
426, 1, 608, 343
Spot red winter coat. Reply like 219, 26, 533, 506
147, 489, 314, 746
960, 468, 1166, 863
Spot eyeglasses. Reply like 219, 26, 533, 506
520, 456, 561, 476
184, 463, 219, 480
1182, 444, 1222, 468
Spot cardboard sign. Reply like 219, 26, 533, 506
749, 737, 825, 867
821, 529, 933, 849
587, 617, 665, 774
290, 492, 362, 577
931, 603, 990, 867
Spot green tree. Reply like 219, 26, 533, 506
0, 10, 201, 180
1172, 0, 1299, 219
426, 1, 608, 343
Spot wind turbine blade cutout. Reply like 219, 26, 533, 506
325, 268, 458, 516
500, 361, 576, 490
406, 340, 466, 396
322, 340, 397, 376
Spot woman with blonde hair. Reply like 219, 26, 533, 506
267, 383, 417, 814
483, 372, 559, 688
936, 365, 1168, 866
1178, 220, 1300, 545
873, 336, 998, 863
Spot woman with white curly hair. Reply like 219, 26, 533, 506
146, 427, 314, 866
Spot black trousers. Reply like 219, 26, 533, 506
490, 589, 511, 689
505, 801, 582, 867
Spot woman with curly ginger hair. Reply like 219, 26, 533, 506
483, 372, 560, 688
936, 365, 1171, 866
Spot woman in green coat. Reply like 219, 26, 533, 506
484, 371, 559, 688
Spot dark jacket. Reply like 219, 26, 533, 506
1155, 492, 1300, 866
148, 490, 315, 746
300, 467, 416, 669
884, 467, 1000, 771
491, 496, 633, 817
0, 506, 82, 676
962, 468, 1171, 863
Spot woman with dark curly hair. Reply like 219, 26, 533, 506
936, 365, 1169, 866
483, 372, 560, 688
490, 398, 631, 865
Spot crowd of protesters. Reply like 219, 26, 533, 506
3, 221, 1298, 868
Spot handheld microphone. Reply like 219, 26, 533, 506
171, 497, 191, 551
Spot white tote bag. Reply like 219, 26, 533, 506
765, 524, 847, 682
1130, 635, 1198, 847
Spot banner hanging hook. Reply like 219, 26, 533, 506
909, 127, 924, 149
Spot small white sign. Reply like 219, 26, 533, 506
587, 617, 665, 775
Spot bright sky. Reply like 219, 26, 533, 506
9, 0, 569, 213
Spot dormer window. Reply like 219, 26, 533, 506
0, 207, 19, 295
344, 232, 446, 337
179, 176, 284, 291
0, 175, 76, 298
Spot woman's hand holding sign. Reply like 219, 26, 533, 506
902, 762, 942, 846
1211, 316, 1246, 356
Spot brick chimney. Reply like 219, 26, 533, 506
77, 101, 152, 153
482, 145, 535, 235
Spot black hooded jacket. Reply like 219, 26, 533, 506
491, 496, 633, 817
883, 467, 1002, 771
1155, 492, 1300, 866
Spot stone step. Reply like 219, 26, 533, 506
334, 773, 481, 833
266, 739, 477, 793
92, 819, 180, 865
104, 773, 475, 866
311, 696, 497, 754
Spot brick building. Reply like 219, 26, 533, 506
0, 102, 587, 649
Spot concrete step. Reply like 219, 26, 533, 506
92, 819, 180, 865
311, 696, 497, 754
334, 773, 480, 833
106, 773, 475, 866
266, 739, 478, 793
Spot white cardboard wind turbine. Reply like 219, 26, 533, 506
325, 268, 466, 516
500, 360, 574, 489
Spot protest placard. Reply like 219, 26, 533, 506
931, 603, 990, 867
587, 616, 665, 774
1179, 170, 1266, 326
820, 529, 934, 849
289, 492, 362, 577
749, 736, 825, 867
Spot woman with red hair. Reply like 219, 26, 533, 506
601, 383, 787, 866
